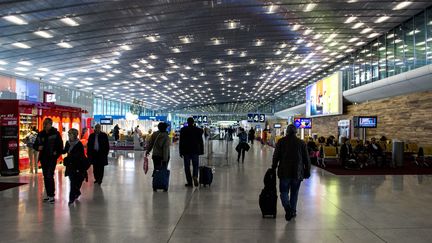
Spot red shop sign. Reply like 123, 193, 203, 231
8, 140, 18, 150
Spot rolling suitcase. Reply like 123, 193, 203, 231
152, 169, 170, 192
199, 166, 213, 187
259, 168, 278, 218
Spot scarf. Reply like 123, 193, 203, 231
68, 139, 79, 153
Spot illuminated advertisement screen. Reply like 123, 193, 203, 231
294, 118, 312, 129
306, 72, 342, 117
357, 116, 377, 128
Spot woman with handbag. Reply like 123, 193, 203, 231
63, 128, 89, 205
146, 123, 170, 171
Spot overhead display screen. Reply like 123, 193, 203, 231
294, 118, 312, 129
306, 72, 342, 117
356, 116, 377, 128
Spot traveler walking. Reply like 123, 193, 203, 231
236, 128, 249, 163
87, 124, 110, 185
113, 124, 120, 145
248, 127, 255, 144
272, 124, 311, 221
63, 128, 89, 205
33, 118, 63, 204
179, 117, 204, 187
146, 122, 170, 171
24, 126, 39, 173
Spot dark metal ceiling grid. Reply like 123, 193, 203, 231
0, 0, 430, 111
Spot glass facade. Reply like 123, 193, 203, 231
93, 97, 156, 116
270, 6, 432, 113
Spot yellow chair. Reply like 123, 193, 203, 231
406, 143, 419, 153
423, 146, 432, 157
321, 146, 338, 167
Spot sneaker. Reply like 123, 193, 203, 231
193, 177, 199, 187
43, 197, 50, 202
285, 212, 293, 221
48, 197, 55, 204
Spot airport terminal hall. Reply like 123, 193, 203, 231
2, 0, 432, 242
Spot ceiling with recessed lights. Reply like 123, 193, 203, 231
0, 0, 430, 111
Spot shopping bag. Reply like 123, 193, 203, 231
143, 155, 149, 174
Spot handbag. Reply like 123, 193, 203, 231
143, 155, 149, 174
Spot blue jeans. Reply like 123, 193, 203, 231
183, 154, 199, 184
279, 178, 302, 214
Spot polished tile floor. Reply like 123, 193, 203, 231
1, 140, 432, 243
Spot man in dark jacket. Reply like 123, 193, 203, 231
87, 124, 110, 185
33, 118, 63, 204
272, 124, 311, 221
180, 117, 204, 187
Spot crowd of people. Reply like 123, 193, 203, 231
306, 135, 389, 169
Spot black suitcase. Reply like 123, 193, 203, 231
259, 168, 278, 218
199, 166, 213, 186
259, 189, 277, 218
152, 169, 170, 192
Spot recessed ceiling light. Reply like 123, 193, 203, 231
303, 29, 313, 35
120, 44, 131, 50
12, 42, 31, 49
344, 16, 357, 24
292, 24, 301, 31
348, 37, 359, 42
34, 30, 53, 38
145, 34, 160, 42
368, 33, 380, 38
352, 22, 364, 29
239, 51, 247, 57
227, 49, 235, 55
393, 1, 412, 10
18, 61, 32, 66
361, 28, 373, 34
180, 35, 192, 44
3, 15, 28, 25
324, 33, 337, 43
79, 68, 88, 72
171, 47, 181, 53
57, 42, 73, 48
304, 3, 317, 12
90, 58, 101, 63
60, 17, 79, 26
34, 73, 45, 77
38, 68, 49, 72
255, 39, 264, 46
0, 60, 7, 65
54, 73, 64, 77
15, 67, 29, 71
356, 42, 366, 46
149, 54, 158, 59
375, 16, 390, 23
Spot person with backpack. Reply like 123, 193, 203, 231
63, 128, 89, 205
24, 126, 39, 174
146, 122, 170, 171
236, 127, 249, 163
272, 124, 311, 221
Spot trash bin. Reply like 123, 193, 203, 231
392, 140, 404, 167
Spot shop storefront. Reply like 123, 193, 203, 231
0, 99, 86, 176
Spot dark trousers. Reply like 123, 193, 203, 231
237, 149, 246, 162
41, 159, 56, 197
93, 163, 105, 183
279, 178, 302, 215
91, 153, 107, 183
183, 154, 199, 184
152, 155, 168, 171
69, 173, 84, 201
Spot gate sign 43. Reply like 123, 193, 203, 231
248, 114, 265, 122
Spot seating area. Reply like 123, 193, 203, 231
306, 135, 432, 172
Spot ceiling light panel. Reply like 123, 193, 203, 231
60, 17, 79, 26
